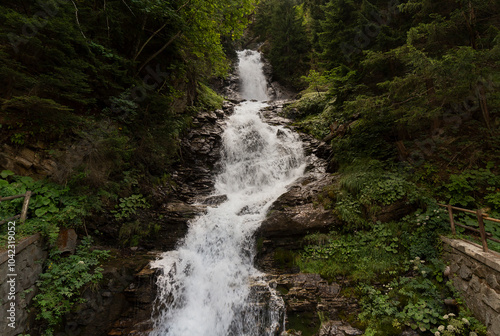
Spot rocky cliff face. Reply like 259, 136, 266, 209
254, 101, 340, 272
272, 273, 362, 336
0, 143, 58, 178
150, 102, 236, 250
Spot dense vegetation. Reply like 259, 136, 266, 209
1, 0, 499, 335
250, 0, 499, 335
1, 0, 253, 178
0, 0, 254, 333
0, 0, 256, 242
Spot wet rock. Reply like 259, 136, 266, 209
203, 194, 228, 206
255, 172, 339, 271
170, 103, 234, 203
318, 321, 363, 336
269, 273, 360, 336
196, 110, 218, 122
237, 205, 253, 215
59, 252, 157, 336
151, 103, 234, 251
299, 133, 334, 167
281, 330, 304, 336
373, 199, 418, 223
254, 101, 340, 272
339, 325, 363, 335
318, 322, 340, 336
161, 201, 207, 218
259, 202, 337, 239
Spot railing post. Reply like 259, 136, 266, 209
447, 204, 456, 235
476, 209, 489, 253
20, 191, 32, 224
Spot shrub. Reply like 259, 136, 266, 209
0, 171, 90, 244
33, 237, 109, 336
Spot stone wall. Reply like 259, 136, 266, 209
441, 237, 500, 336
0, 233, 48, 336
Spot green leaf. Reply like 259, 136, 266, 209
1, 170, 15, 178
35, 208, 48, 216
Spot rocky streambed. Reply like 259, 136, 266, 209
156, 99, 361, 336
255, 102, 363, 336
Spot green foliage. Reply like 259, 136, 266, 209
273, 247, 299, 269
283, 92, 330, 119
443, 174, 476, 206
299, 223, 406, 282
111, 194, 149, 221
118, 219, 160, 247
485, 192, 500, 210
2, 96, 76, 143
358, 257, 486, 336
395, 204, 448, 261
433, 313, 487, 336
298, 197, 486, 335
196, 82, 224, 111
301, 69, 330, 93
10, 132, 25, 145
253, 0, 311, 87
0, 0, 257, 197
70, 124, 134, 188
333, 195, 366, 229
262, 0, 500, 188
341, 169, 418, 206
33, 237, 109, 336
323, 161, 423, 229
252, 2, 499, 335
0, 172, 90, 245
441, 164, 500, 208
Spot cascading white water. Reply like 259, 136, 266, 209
238, 50, 269, 101
150, 50, 305, 336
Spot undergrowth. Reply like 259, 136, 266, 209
0, 170, 92, 246
33, 237, 109, 336
297, 202, 486, 335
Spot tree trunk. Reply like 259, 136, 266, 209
478, 86, 491, 131
462, 1, 477, 49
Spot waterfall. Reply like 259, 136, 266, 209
150, 50, 305, 336
238, 50, 269, 101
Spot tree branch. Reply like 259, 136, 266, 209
137, 30, 183, 74
133, 0, 193, 61
70, 0, 86, 40
133, 22, 168, 61
121, 0, 136, 16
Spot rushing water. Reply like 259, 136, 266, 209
150, 50, 305, 336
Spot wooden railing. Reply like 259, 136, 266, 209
0, 191, 32, 225
438, 203, 500, 253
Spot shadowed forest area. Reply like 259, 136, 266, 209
249, 1, 500, 335
1, 0, 500, 335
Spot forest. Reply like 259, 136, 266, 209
1, 0, 499, 335
250, 0, 500, 335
